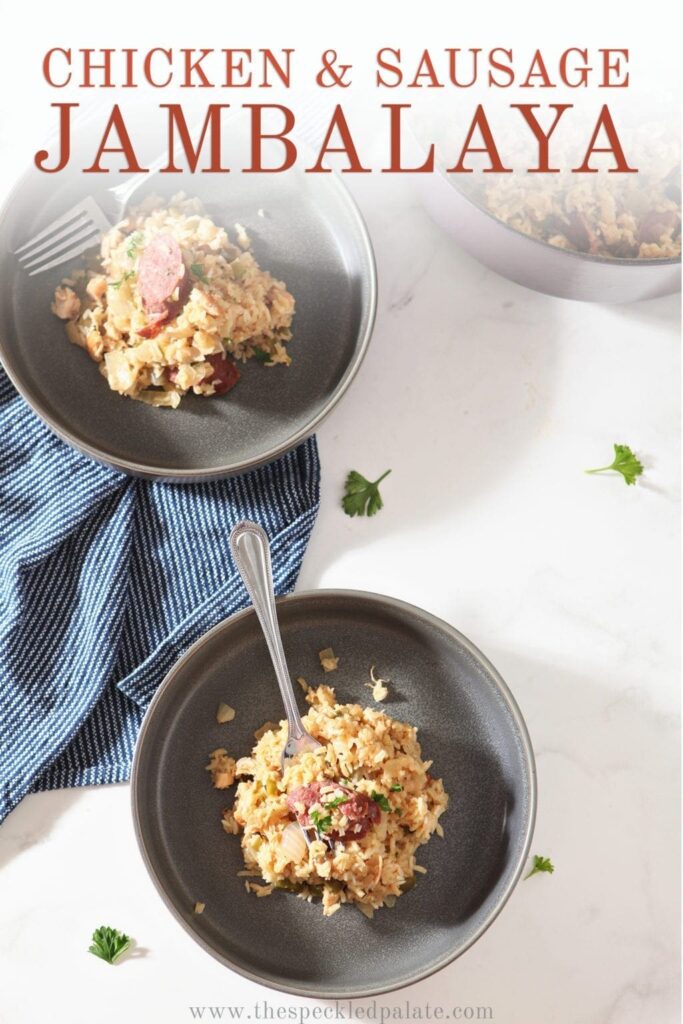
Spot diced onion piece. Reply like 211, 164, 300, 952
366, 665, 389, 702
194, 902, 205, 914
254, 721, 279, 741
279, 822, 309, 864
357, 903, 375, 919
216, 702, 236, 724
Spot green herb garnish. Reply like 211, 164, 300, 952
252, 348, 271, 365
342, 469, 392, 518
323, 795, 349, 810
370, 791, 392, 813
310, 810, 332, 834
126, 232, 143, 259
524, 855, 555, 880
110, 270, 135, 290
390, 784, 403, 792
586, 444, 643, 486
88, 926, 132, 965
190, 262, 209, 285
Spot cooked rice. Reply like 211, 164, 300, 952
477, 169, 681, 259
457, 125, 681, 259
51, 193, 295, 407
208, 685, 448, 917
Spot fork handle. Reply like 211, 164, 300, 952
109, 149, 172, 207
229, 521, 307, 741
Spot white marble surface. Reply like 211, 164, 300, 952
0, 169, 679, 1023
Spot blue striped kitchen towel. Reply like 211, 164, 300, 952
0, 367, 320, 823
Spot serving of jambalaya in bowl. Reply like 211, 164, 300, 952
207, 680, 449, 919
51, 194, 295, 408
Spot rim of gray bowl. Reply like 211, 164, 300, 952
0, 172, 377, 482
130, 588, 538, 999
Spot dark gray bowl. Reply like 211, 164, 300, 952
0, 164, 376, 480
131, 590, 536, 997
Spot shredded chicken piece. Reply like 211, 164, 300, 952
51, 286, 80, 320
85, 332, 104, 363
305, 684, 336, 707
221, 810, 240, 835
234, 222, 251, 249
205, 748, 237, 788
86, 275, 108, 303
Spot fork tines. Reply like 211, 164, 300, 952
14, 196, 111, 276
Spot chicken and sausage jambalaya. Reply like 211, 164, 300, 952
206, 683, 449, 918
51, 194, 295, 407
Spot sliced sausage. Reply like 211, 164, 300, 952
137, 233, 191, 326
166, 353, 240, 396
638, 209, 679, 245
204, 353, 240, 395
565, 211, 600, 255
286, 781, 380, 842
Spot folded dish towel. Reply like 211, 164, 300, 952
0, 368, 320, 823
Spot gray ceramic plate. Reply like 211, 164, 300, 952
131, 590, 536, 997
0, 158, 376, 480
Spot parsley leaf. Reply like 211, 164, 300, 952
324, 795, 349, 810
524, 855, 554, 880
310, 810, 332, 834
110, 270, 135, 290
390, 784, 403, 792
190, 262, 209, 285
88, 926, 132, 965
342, 469, 391, 518
370, 791, 391, 813
252, 348, 271, 365
586, 444, 643, 486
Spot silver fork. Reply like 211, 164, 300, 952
229, 520, 331, 850
13, 149, 177, 277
